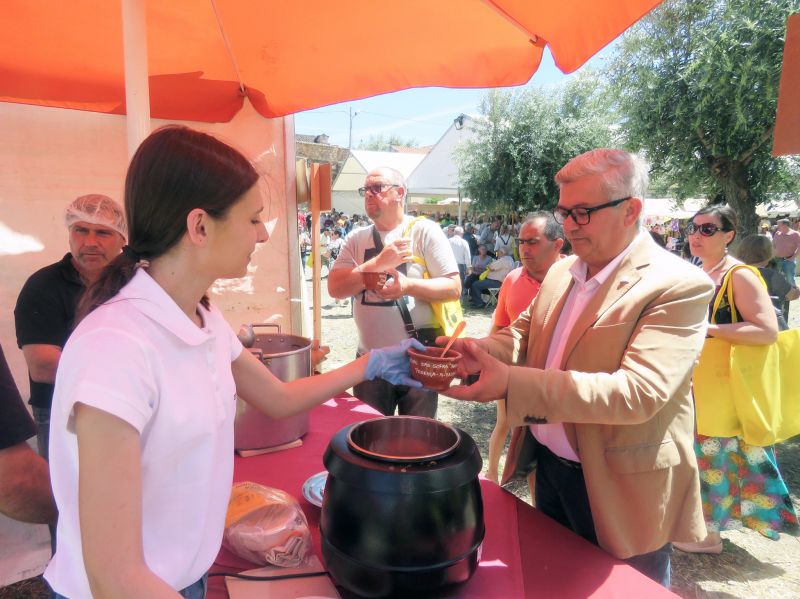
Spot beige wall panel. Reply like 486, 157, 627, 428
0, 101, 297, 398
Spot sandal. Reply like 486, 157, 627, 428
673, 537, 723, 554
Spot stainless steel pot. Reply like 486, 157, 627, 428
234, 324, 311, 450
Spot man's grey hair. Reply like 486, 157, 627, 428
454, 226, 464, 235
523, 211, 564, 242
371, 167, 407, 195
555, 149, 649, 201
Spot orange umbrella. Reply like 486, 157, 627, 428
1, 0, 662, 122
773, 13, 800, 156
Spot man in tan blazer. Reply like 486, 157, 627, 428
443, 148, 713, 587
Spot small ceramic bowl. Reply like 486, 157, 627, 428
362, 271, 387, 290
408, 347, 461, 391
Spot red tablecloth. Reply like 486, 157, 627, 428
208, 394, 677, 598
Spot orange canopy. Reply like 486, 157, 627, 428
1, 0, 663, 122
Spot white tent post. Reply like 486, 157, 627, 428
458, 189, 463, 226
122, 0, 151, 158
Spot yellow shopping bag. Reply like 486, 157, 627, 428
729, 330, 800, 446
403, 217, 465, 337
693, 338, 741, 438
693, 264, 800, 445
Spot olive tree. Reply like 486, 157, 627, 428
608, 0, 800, 234
455, 71, 616, 214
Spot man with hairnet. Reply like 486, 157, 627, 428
14, 194, 126, 460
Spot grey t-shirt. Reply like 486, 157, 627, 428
332, 216, 458, 353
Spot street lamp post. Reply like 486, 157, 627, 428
348, 107, 359, 149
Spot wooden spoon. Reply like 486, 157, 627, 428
439, 320, 466, 357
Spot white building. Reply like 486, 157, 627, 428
406, 114, 477, 223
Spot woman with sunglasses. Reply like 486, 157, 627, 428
675, 205, 797, 554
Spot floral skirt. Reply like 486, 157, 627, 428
694, 435, 799, 539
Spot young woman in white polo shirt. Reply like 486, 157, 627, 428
45, 126, 421, 599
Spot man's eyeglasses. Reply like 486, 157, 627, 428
552, 197, 631, 226
358, 184, 399, 197
516, 238, 539, 246
686, 222, 730, 237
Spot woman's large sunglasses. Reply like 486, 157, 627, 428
686, 222, 730, 237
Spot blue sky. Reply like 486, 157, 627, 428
293, 48, 611, 149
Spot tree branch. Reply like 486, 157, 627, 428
738, 125, 774, 165
694, 127, 713, 153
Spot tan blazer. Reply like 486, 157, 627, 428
493, 234, 714, 559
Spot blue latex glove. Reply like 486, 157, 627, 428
365, 338, 426, 388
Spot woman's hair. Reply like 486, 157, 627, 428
78, 125, 259, 319
735, 234, 774, 265
649, 230, 667, 247
691, 205, 738, 245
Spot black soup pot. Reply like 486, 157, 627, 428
321, 416, 484, 598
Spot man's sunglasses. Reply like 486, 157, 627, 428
516, 238, 539, 246
552, 197, 631, 226
686, 222, 730, 237
358, 184, 399, 197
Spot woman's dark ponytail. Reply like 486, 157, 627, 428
76, 125, 257, 322
76, 248, 141, 322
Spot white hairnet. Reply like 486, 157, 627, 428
64, 194, 127, 239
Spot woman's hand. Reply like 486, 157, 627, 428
365, 338, 425, 387
310, 339, 330, 368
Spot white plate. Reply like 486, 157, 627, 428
302, 471, 328, 507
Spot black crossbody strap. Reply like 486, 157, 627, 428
370, 225, 417, 339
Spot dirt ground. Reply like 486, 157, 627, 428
315, 278, 800, 599
4, 276, 797, 599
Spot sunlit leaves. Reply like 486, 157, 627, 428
455, 71, 616, 214
608, 0, 800, 231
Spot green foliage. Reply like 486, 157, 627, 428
455, 71, 616, 214
357, 134, 418, 151
608, 0, 800, 233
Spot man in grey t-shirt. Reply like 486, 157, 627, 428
328, 167, 460, 417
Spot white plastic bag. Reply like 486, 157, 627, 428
223, 482, 312, 567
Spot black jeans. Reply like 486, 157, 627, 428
535, 444, 672, 588
353, 377, 437, 417
462, 274, 480, 299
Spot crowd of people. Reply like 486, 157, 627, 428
306, 203, 800, 324
1, 136, 798, 597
